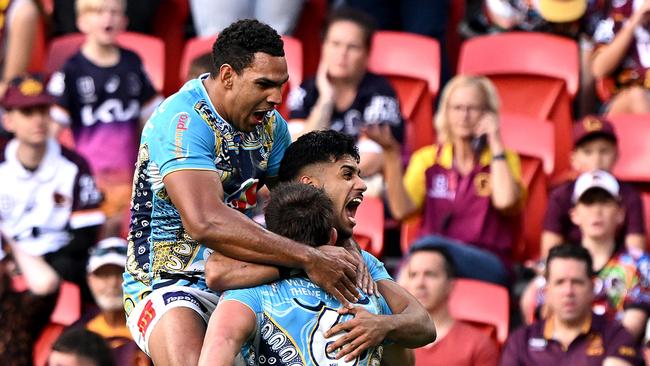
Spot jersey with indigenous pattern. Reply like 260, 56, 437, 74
223, 251, 392, 366
123, 75, 291, 315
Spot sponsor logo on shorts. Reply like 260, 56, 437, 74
162, 291, 207, 312
137, 300, 156, 338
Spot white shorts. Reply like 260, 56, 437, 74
126, 285, 220, 356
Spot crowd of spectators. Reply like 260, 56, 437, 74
1, 0, 650, 365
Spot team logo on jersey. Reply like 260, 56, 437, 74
77, 76, 95, 99
105, 75, 120, 93
474, 172, 492, 197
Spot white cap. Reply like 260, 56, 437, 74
572, 170, 620, 203
87, 237, 128, 273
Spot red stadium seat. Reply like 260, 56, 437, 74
33, 281, 82, 366
606, 114, 650, 182
500, 113, 555, 176
400, 214, 423, 255
46, 32, 165, 92
458, 32, 579, 178
595, 77, 616, 102
368, 31, 439, 154
292, 0, 328, 78
513, 155, 548, 262
353, 196, 385, 258
449, 278, 510, 344
179, 35, 303, 118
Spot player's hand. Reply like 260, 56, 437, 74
347, 245, 377, 296
305, 246, 359, 307
324, 306, 389, 362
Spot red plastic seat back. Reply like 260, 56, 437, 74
500, 113, 555, 176
609, 114, 650, 182
353, 196, 384, 258
449, 278, 510, 344
513, 155, 548, 262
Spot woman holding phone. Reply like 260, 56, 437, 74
368, 75, 523, 285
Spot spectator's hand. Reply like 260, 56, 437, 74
304, 245, 359, 307
363, 123, 400, 153
324, 306, 389, 362
316, 62, 335, 103
474, 112, 505, 153
632, 0, 650, 27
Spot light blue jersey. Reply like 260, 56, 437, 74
123, 75, 291, 315
222, 251, 393, 366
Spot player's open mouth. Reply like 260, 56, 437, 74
252, 110, 271, 123
345, 196, 363, 225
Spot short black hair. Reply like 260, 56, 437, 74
409, 246, 456, 279
545, 243, 594, 279
265, 183, 334, 246
212, 19, 285, 76
323, 7, 377, 50
188, 52, 214, 80
278, 130, 360, 182
51, 328, 114, 366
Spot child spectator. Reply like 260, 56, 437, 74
542, 115, 646, 256
592, 0, 650, 115
523, 170, 650, 341
48, 0, 162, 237
0, 74, 104, 292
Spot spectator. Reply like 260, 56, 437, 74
0, 234, 60, 366
287, 6, 404, 181
84, 237, 149, 366
399, 244, 500, 366
199, 183, 433, 365
522, 170, 650, 341
48, 0, 163, 237
343, 0, 451, 83
541, 115, 646, 256
500, 244, 642, 366
51, 0, 162, 35
189, 0, 304, 36
0, 74, 104, 292
486, 0, 590, 37
367, 75, 523, 286
186, 52, 213, 81
49, 328, 115, 366
0, 0, 42, 98
591, 0, 650, 115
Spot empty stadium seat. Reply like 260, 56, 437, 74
46, 32, 165, 92
500, 113, 555, 176
513, 155, 548, 263
449, 278, 510, 344
33, 281, 82, 366
607, 114, 650, 182
353, 196, 385, 258
458, 32, 579, 178
400, 214, 423, 255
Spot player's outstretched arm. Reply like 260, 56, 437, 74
164, 169, 360, 305
197, 300, 255, 366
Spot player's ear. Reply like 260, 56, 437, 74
327, 228, 337, 246
219, 64, 235, 89
299, 176, 314, 185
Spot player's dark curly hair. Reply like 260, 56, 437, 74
265, 183, 334, 247
278, 130, 360, 182
212, 19, 285, 76
52, 328, 114, 366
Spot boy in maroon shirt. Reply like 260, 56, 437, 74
541, 115, 646, 257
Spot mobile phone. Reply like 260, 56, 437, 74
471, 134, 487, 155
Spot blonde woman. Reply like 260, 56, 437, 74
368, 75, 523, 285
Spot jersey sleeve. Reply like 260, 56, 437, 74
543, 184, 570, 235
604, 322, 643, 365
134, 54, 159, 104
361, 250, 392, 282
623, 186, 646, 235
47, 64, 73, 125
66, 149, 105, 230
221, 287, 263, 315
266, 111, 291, 178
287, 79, 317, 120
403, 145, 438, 210
147, 103, 218, 178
